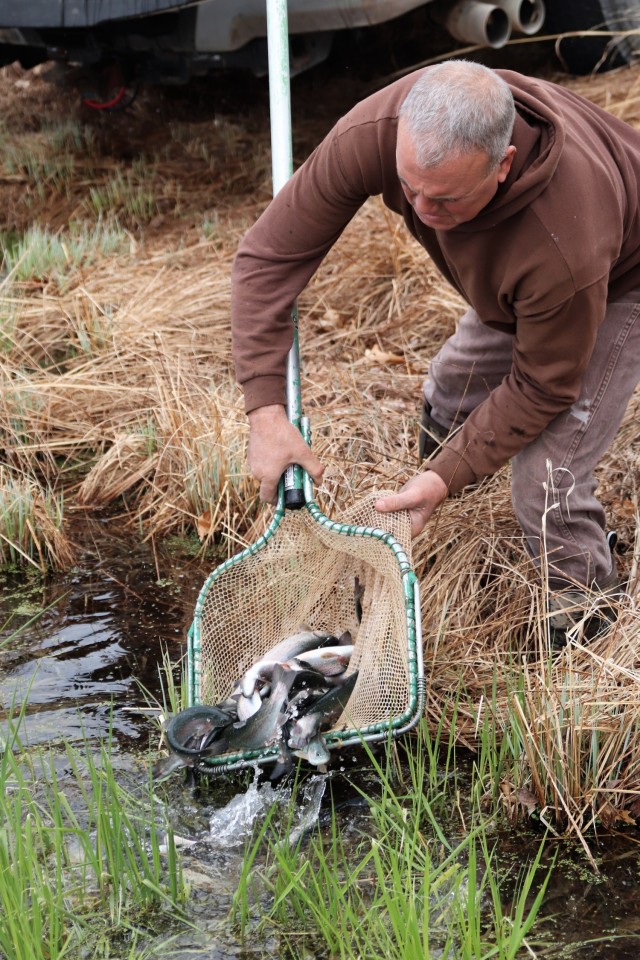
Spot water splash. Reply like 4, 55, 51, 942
206, 767, 287, 848
284, 774, 327, 847
206, 766, 327, 850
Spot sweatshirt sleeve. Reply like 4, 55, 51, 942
426, 282, 608, 493
231, 128, 371, 413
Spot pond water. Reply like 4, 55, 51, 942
1, 521, 640, 959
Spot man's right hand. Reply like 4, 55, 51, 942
247, 404, 325, 505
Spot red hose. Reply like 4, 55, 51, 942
82, 85, 128, 111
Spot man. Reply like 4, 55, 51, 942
231, 60, 640, 641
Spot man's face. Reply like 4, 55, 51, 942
396, 121, 516, 230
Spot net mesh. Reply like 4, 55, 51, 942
194, 493, 415, 740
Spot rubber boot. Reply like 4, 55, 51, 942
418, 400, 451, 460
547, 552, 623, 651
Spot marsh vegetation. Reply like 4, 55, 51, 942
1, 53, 640, 958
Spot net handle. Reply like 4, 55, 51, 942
267, 0, 306, 510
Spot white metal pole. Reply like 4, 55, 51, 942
266, 0, 305, 506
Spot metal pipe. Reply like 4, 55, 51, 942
266, 0, 305, 507
495, 0, 545, 35
266, 0, 292, 194
440, 1, 511, 49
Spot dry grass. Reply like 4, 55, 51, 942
1, 60, 640, 837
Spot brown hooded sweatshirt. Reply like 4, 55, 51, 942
231, 69, 640, 494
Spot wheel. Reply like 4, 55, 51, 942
544, 0, 640, 73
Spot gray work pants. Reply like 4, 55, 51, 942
424, 290, 640, 589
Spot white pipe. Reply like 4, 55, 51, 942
495, 0, 545, 35
442, 1, 511, 49
266, 0, 305, 505
266, 0, 293, 195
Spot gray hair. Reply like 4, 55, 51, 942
399, 60, 515, 169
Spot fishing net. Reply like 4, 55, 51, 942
188, 492, 423, 771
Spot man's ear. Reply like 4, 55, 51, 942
497, 145, 517, 183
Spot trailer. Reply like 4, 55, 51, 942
0, 2, 636, 88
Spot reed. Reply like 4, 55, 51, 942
0, 223, 130, 284
1, 60, 640, 830
88, 169, 160, 225
0, 708, 187, 959
234, 731, 550, 959
0, 466, 75, 570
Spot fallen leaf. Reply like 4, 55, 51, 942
319, 307, 346, 329
363, 344, 407, 365
516, 787, 539, 815
197, 509, 213, 540
598, 801, 637, 828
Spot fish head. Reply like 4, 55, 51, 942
293, 734, 331, 767
288, 711, 321, 750
152, 751, 193, 780
165, 705, 231, 756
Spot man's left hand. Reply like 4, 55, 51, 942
375, 470, 448, 537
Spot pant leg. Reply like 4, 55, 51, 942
423, 306, 514, 429
512, 288, 640, 589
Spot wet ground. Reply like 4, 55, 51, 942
1, 26, 640, 956
2, 523, 640, 958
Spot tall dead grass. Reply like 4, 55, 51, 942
1, 61, 640, 837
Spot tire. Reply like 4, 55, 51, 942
544, 0, 640, 74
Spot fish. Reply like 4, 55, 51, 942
152, 667, 294, 778
153, 625, 359, 779
292, 733, 331, 769
236, 657, 329, 719
288, 670, 358, 751
235, 688, 263, 722
294, 644, 354, 676
164, 704, 234, 757
211, 663, 298, 757
152, 750, 198, 780
239, 626, 337, 698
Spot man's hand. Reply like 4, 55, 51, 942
247, 404, 325, 504
375, 470, 448, 538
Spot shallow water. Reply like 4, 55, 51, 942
1, 522, 640, 959
0, 519, 201, 749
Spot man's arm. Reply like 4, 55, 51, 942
232, 128, 370, 416
232, 123, 377, 497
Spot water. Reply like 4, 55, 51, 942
0, 519, 200, 749
2, 522, 640, 958
201, 768, 327, 850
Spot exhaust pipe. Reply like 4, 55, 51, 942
439, 2, 511, 50
495, 0, 545, 35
